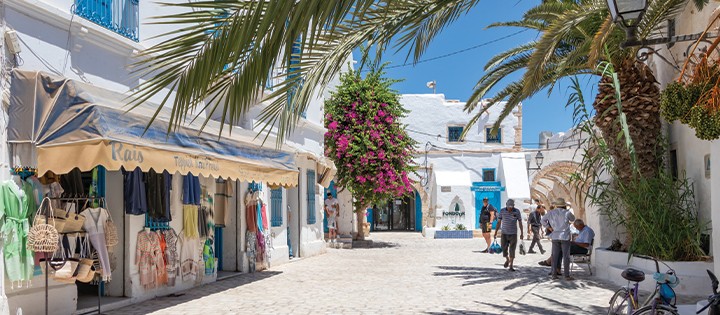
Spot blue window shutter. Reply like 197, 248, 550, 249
448, 126, 464, 142
270, 188, 283, 227
307, 170, 316, 224
486, 128, 502, 143
287, 37, 306, 118
75, 0, 139, 42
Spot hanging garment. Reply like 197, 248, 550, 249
179, 235, 200, 282
154, 231, 168, 286
183, 205, 199, 238
135, 230, 160, 289
0, 180, 34, 284
21, 181, 37, 225
146, 169, 163, 220
245, 192, 258, 233
44, 181, 64, 209
256, 230, 266, 265
260, 202, 269, 232
182, 173, 201, 205
162, 229, 179, 286
256, 199, 264, 234
214, 179, 233, 227
245, 231, 256, 273
203, 239, 214, 275
60, 168, 84, 196
161, 171, 172, 222
198, 206, 208, 238
80, 207, 112, 281
26, 176, 44, 208
0, 242, 8, 315
123, 167, 148, 215
38, 170, 60, 185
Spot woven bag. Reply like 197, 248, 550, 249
104, 207, 118, 247
27, 198, 60, 253
75, 238, 95, 283
55, 200, 86, 233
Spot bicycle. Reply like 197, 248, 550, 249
696, 269, 720, 314
608, 254, 679, 315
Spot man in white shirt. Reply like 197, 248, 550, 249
324, 193, 340, 241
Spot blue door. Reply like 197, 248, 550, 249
473, 182, 502, 229
414, 190, 422, 231
323, 181, 337, 233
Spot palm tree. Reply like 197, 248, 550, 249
467, 0, 704, 179
133, 0, 705, 176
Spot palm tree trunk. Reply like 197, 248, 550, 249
593, 57, 662, 181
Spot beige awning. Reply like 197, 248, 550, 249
8, 70, 298, 187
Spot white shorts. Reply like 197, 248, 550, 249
327, 217, 337, 229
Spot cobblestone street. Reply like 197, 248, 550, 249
110, 233, 617, 314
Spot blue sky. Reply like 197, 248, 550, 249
367, 0, 599, 148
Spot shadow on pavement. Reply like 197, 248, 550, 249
425, 295, 606, 315
433, 265, 604, 291
351, 240, 400, 249
108, 271, 282, 315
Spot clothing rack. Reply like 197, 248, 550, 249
48, 196, 105, 315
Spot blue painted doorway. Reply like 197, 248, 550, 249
414, 190, 422, 231
473, 182, 502, 229
323, 181, 337, 233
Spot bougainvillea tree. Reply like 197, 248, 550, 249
324, 67, 416, 239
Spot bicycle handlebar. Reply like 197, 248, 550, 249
632, 254, 661, 273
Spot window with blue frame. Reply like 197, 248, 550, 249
307, 170, 316, 224
448, 126, 464, 143
482, 169, 496, 182
74, 0, 140, 42
486, 128, 502, 143
287, 37, 307, 118
270, 188, 283, 227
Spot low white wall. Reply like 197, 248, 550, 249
7, 279, 76, 315
594, 249, 713, 297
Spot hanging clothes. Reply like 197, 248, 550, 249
183, 205, 199, 238
162, 229, 179, 286
256, 230, 265, 265
198, 206, 208, 238
245, 192, 258, 233
146, 169, 163, 220
182, 173, 201, 205
38, 170, 60, 185
179, 235, 200, 282
161, 171, 172, 222
245, 231, 256, 273
25, 176, 44, 207
136, 230, 161, 289
203, 239, 214, 275
44, 181, 64, 209
60, 168, 85, 196
0, 180, 34, 284
123, 167, 148, 215
260, 202, 269, 232
80, 207, 112, 281
214, 179, 233, 227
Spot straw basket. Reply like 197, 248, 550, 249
104, 208, 118, 247
27, 198, 59, 253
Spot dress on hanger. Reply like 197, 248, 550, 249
179, 235, 200, 282
0, 181, 34, 284
162, 229, 179, 286
80, 207, 112, 281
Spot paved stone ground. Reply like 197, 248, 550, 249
109, 233, 619, 314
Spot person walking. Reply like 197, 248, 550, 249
479, 197, 497, 253
494, 200, 523, 271
324, 193, 340, 242
542, 198, 576, 280
527, 204, 546, 254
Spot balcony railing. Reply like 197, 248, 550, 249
74, 0, 139, 42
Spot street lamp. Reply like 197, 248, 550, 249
606, 0, 647, 44
605, 0, 718, 59
527, 151, 544, 171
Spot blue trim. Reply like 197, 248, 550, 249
486, 128, 502, 143
215, 226, 223, 270
74, 0, 140, 42
270, 188, 283, 227
414, 190, 422, 232
448, 126, 464, 143
473, 181, 501, 230
287, 37, 306, 118
323, 181, 337, 233
482, 168, 496, 182
307, 170, 316, 224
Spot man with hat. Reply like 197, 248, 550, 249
479, 197, 497, 253
542, 198, 576, 280
493, 199, 524, 271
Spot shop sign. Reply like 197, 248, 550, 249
470, 186, 504, 192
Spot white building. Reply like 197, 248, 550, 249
0, 1, 340, 313
388, 94, 530, 237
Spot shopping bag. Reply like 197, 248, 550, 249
519, 241, 527, 255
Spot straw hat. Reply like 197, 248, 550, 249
552, 198, 567, 207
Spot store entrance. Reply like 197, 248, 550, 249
370, 193, 416, 231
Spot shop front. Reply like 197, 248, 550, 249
5, 70, 299, 314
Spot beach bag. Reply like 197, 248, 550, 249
28, 198, 60, 253
54, 200, 86, 233
76, 237, 96, 283
102, 204, 119, 247
519, 241, 527, 255
490, 240, 501, 254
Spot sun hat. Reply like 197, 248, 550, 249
552, 198, 567, 207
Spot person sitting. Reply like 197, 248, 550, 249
538, 219, 594, 275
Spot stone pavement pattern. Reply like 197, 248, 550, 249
109, 233, 618, 314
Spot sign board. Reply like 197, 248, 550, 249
470, 186, 505, 192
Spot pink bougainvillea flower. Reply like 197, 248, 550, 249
328, 121, 339, 130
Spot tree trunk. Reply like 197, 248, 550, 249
593, 57, 662, 181
355, 208, 366, 241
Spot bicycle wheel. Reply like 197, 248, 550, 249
632, 304, 679, 315
609, 287, 631, 315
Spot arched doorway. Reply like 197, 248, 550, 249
530, 161, 588, 220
